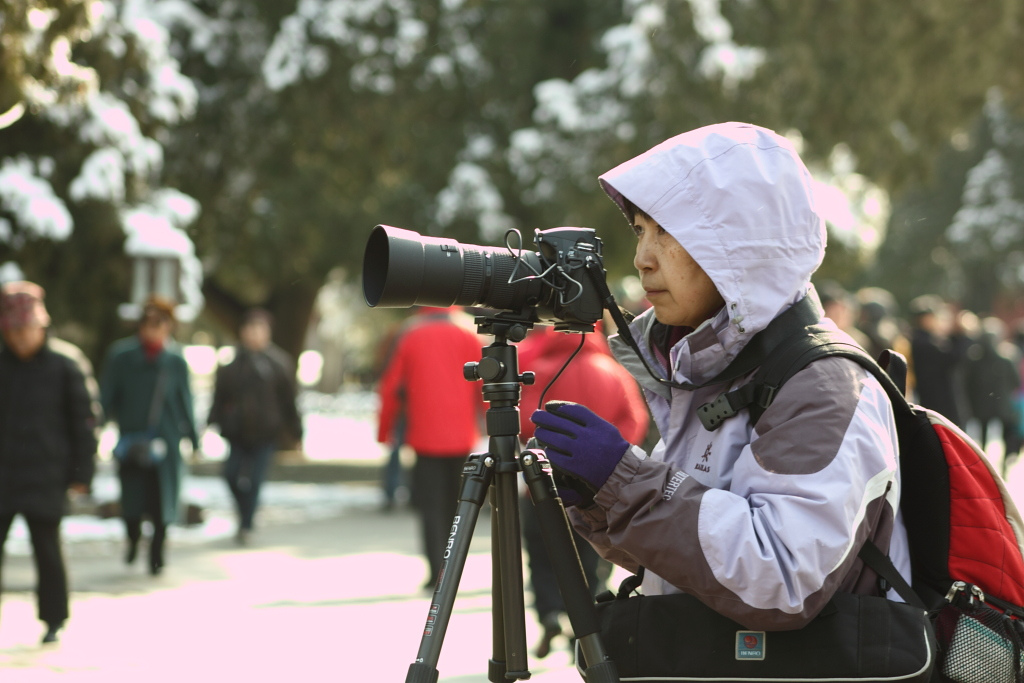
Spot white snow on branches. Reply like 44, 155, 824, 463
0, 157, 73, 244
948, 90, 1024, 253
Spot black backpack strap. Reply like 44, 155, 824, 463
690, 295, 825, 390
693, 319, 925, 610
599, 278, 825, 395
858, 539, 926, 610
877, 348, 908, 397
699, 326, 914, 431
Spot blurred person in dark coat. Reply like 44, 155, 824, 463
816, 280, 871, 350
517, 325, 650, 657
100, 296, 198, 576
855, 288, 909, 360
855, 287, 913, 393
376, 306, 484, 588
207, 309, 303, 545
0, 281, 97, 644
964, 317, 1022, 474
909, 294, 971, 428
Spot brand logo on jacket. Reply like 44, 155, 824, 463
663, 470, 687, 501
695, 442, 712, 473
736, 631, 765, 660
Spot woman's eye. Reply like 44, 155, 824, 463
631, 224, 643, 238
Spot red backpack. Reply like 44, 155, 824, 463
698, 317, 1024, 681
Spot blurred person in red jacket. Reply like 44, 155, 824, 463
517, 325, 650, 656
376, 307, 484, 588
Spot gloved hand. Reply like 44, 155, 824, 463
530, 401, 631, 507
525, 437, 586, 507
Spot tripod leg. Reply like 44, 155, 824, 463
489, 462, 529, 681
406, 454, 492, 683
521, 449, 620, 683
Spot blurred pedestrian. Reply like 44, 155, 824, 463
207, 308, 303, 545
517, 325, 650, 657
855, 287, 913, 363
908, 294, 970, 427
816, 280, 871, 350
1014, 322, 1024, 460
374, 320, 409, 510
0, 281, 98, 643
100, 296, 198, 576
376, 306, 484, 588
963, 317, 1022, 475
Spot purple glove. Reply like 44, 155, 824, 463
525, 437, 585, 507
530, 401, 630, 506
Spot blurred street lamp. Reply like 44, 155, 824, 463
130, 254, 181, 307
118, 201, 204, 323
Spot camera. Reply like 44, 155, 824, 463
362, 225, 607, 329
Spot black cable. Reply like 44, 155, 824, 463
536, 332, 586, 411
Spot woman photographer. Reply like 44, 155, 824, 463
530, 122, 909, 630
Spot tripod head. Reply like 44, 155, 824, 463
471, 312, 534, 344
463, 313, 537, 440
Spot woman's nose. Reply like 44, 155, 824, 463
634, 234, 655, 272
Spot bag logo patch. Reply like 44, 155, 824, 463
736, 631, 765, 660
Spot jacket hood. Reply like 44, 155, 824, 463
599, 122, 825, 356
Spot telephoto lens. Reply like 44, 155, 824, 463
362, 225, 543, 311
362, 224, 606, 327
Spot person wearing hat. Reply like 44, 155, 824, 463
0, 281, 98, 644
99, 296, 199, 575
207, 308, 304, 545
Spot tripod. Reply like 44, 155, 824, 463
405, 314, 619, 683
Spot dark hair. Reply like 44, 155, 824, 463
621, 196, 653, 225
140, 295, 176, 327
908, 294, 944, 319
241, 307, 273, 329
816, 280, 853, 309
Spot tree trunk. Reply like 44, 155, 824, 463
201, 279, 319, 364
267, 282, 319, 364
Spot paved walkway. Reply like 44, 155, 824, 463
0, 497, 591, 682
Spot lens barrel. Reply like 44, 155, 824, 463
362, 225, 542, 311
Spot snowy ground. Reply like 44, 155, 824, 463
4, 389, 390, 557
3, 465, 384, 558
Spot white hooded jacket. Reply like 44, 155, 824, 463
571, 122, 910, 630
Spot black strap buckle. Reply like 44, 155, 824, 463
698, 393, 738, 431
754, 383, 778, 410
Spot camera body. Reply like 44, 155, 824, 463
530, 227, 605, 327
362, 224, 607, 330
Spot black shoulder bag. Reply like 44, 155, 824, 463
113, 365, 169, 469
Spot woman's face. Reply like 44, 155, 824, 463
138, 315, 172, 345
240, 319, 271, 351
633, 213, 724, 328
1, 324, 46, 360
